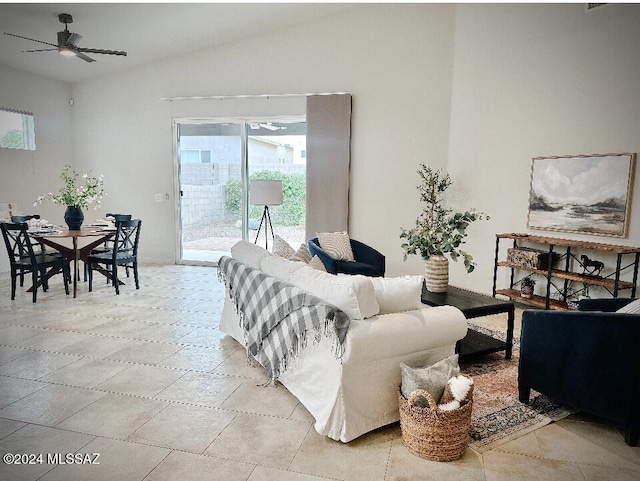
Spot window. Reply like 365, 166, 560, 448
180, 149, 212, 163
0, 108, 35, 150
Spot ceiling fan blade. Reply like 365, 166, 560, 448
77, 47, 127, 57
4, 32, 57, 48
75, 51, 96, 63
22, 48, 58, 53
66, 33, 82, 47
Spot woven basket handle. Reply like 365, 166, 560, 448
408, 389, 438, 409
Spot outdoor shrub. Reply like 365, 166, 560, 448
224, 170, 306, 226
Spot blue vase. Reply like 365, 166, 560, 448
64, 205, 84, 230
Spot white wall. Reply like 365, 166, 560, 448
0, 65, 73, 272
70, 4, 457, 270
5, 4, 639, 295
448, 3, 640, 294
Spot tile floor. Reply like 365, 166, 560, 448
0, 264, 638, 481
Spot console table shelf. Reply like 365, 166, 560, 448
496, 262, 636, 291
493, 233, 640, 310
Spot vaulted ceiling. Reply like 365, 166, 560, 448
0, 3, 354, 84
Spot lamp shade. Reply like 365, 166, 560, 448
250, 180, 283, 206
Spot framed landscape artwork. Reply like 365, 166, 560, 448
527, 152, 636, 238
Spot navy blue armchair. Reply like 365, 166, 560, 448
518, 298, 640, 446
308, 237, 385, 277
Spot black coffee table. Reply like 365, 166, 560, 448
421, 284, 515, 360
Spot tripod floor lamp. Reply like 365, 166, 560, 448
250, 179, 283, 250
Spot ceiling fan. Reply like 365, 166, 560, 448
4, 13, 127, 63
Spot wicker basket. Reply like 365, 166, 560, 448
398, 388, 473, 462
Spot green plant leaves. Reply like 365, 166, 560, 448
400, 164, 488, 273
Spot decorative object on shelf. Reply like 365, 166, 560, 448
580, 254, 604, 277
520, 277, 536, 298
250, 179, 282, 250
400, 164, 489, 293
34, 164, 106, 230
527, 152, 636, 238
579, 283, 591, 300
507, 246, 557, 270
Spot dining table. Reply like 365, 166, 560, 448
30, 226, 118, 298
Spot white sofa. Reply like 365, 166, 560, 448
219, 241, 467, 442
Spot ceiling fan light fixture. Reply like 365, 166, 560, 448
59, 46, 76, 57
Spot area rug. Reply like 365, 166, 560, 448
460, 323, 575, 452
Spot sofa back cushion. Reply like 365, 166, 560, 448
289, 266, 379, 319
230, 240, 270, 270
260, 255, 306, 283
370, 276, 424, 314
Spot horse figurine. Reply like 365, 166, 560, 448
581, 254, 604, 276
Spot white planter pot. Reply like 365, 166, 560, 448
425, 255, 449, 293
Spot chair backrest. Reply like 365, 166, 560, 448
112, 219, 141, 259
11, 215, 40, 223
107, 213, 132, 222
0, 222, 37, 265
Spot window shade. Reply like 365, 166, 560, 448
305, 94, 352, 240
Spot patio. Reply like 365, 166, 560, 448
182, 222, 306, 264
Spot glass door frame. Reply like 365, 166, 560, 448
172, 115, 305, 265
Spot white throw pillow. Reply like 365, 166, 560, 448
260, 255, 305, 283
317, 231, 355, 261
272, 235, 296, 259
289, 266, 379, 319
370, 276, 425, 314
230, 240, 270, 270
617, 298, 640, 314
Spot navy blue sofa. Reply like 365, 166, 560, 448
518, 298, 640, 446
308, 237, 385, 277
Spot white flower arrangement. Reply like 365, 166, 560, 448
34, 164, 106, 210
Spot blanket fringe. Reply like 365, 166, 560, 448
268, 317, 343, 383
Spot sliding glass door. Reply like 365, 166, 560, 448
246, 120, 306, 251
174, 118, 306, 264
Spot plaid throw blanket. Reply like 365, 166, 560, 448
218, 256, 350, 382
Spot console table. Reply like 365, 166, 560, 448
421, 285, 515, 360
493, 233, 640, 310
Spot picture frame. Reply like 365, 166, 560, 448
527, 152, 636, 238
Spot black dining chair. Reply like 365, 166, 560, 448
1, 222, 70, 302
84, 213, 133, 281
11, 214, 41, 223
11, 214, 44, 251
87, 219, 141, 295
12, 214, 71, 284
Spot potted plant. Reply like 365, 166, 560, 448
520, 277, 536, 298
400, 164, 488, 293
34, 164, 106, 230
